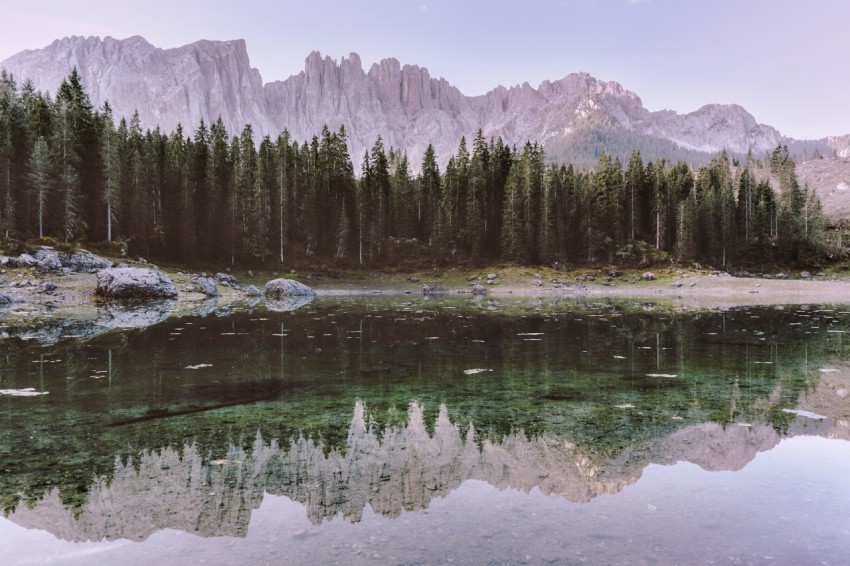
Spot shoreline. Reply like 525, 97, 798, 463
2, 263, 850, 345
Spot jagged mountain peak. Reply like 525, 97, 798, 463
0, 35, 834, 168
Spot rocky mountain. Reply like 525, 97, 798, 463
0, 36, 838, 168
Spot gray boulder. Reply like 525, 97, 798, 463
215, 272, 238, 287
264, 278, 315, 299
642, 272, 657, 281
0, 292, 15, 306
32, 247, 113, 273
66, 250, 113, 273
18, 253, 38, 267
34, 248, 63, 271
192, 276, 218, 297
471, 283, 486, 295
95, 267, 178, 299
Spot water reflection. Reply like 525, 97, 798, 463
0, 297, 849, 558
6, 397, 848, 543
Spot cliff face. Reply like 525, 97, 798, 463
1, 36, 268, 138
646, 103, 785, 154
3, 36, 836, 169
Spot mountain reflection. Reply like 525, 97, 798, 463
7, 399, 846, 542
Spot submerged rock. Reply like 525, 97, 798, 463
471, 283, 487, 295
421, 284, 447, 296
264, 278, 315, 299
95, 267, 178, 299
244, 284, 263, 297
96, 300, 176, 329
0, 292, 15, 305
265, 295, 314, 312
194, 297, 219, 317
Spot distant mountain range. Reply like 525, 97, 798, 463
0, 35, 844, 169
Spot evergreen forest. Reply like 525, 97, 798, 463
0, 70, 832, 270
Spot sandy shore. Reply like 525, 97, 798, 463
484, 274, 850, 308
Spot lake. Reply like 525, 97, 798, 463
1, 295, 849, 565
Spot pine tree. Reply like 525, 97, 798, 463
466, 130, 489, 259
418, 144, 440, 245
251, 135, 274, 262
190, 120, 211, 260
0, 71, 26, 239
372, 137, 391, 241
273, 130, 292, 265
390, 150, 415, 239
57, 69, 99, 241
486, 138, 511, 256
100, 102, 121, 241
520, 142, 545, 261
27, 135, 51, 238
501, 160, 524, 261
538, 164, 559, 263
208, 117, 232, 263
358, 149, 379, 262
625, 151, 646, 242
52, 92, 83, 242
736, 164, 756, 243
777, 150, 806, 261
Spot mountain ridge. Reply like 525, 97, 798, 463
0, 35, 837, 168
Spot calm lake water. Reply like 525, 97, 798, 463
1, 295, 849, 565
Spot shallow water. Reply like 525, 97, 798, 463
1, 296, 849, 564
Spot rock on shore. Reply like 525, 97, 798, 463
264, 278, 315, 299
95, 268, 178, 299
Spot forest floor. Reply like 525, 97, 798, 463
3, 260, 850, 333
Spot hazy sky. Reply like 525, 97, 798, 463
0, 0, 846, 139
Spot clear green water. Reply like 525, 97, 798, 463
1, 296, 849, 565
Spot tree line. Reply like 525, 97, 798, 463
0, 69, 829, 269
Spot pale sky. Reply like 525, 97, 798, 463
0, 0, 846, 140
